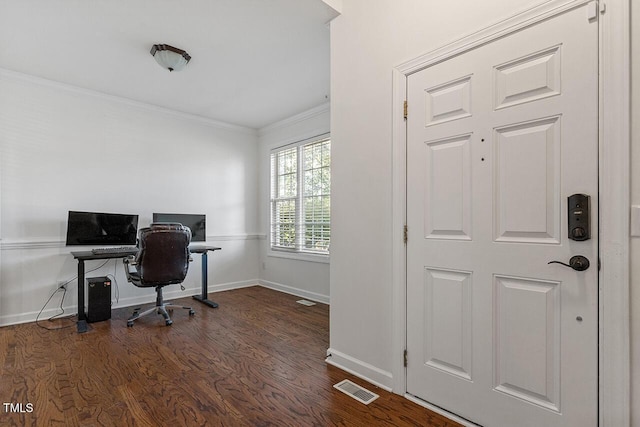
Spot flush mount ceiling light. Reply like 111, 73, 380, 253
150, 44, 191, 72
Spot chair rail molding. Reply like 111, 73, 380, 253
0, 234, 264, 250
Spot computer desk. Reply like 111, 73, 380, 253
71, 245, 221, 333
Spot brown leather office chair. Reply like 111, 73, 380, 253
123, 223, 195, 327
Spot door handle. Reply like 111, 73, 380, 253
548, 255, 590, 271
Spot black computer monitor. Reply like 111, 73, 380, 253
65, 211, 139, 246
152, 213, 206, 242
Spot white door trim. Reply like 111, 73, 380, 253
597, 0, 631, 424
390, 0, 630, 425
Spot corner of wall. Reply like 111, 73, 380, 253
325, 348, 393, 392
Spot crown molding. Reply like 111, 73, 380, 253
321, 0, 342, 16
0, 67, 258, 136
320, 0, 342, 22
258, 102, 330, 136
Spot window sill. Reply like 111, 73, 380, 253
268, 249, 329, 264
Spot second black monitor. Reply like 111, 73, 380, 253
152, 213, 206, 242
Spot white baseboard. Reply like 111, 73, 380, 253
0, 279, 323, 326
0, 308, 67, 327
0, 280, 260, 327
325, 348, 393, 392
258, 279, 329, 305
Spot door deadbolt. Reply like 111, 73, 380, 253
568, 194, 591, 241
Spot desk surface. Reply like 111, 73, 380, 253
189, 245, 222, 254
71, 249, 138, 261
72, 245, 221, 260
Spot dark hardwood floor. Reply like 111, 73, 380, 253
0, 286, 461, 426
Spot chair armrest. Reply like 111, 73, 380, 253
122, 255, 139, 284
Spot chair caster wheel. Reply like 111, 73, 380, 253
165, 320, 173, 326
127, 321, 134, 327
189, 309, 195, 316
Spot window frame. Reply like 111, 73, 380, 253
269, 133, 330, 262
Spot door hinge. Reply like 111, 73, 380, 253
587, 1, 607, 22
403, 100, 408, 120
404, 349, 408, 367
403, 225, 408, 244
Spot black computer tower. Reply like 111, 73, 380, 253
86, 276, 111, 323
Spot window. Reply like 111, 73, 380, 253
270, 135, 330, 255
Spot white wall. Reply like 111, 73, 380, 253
329, 0, 544, 388
329, 1, 637, 419
257, 103, 331, 303
0, 70, 260, 325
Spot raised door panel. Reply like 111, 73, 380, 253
424, 75, 472, 126
494, 116, 561, 243
424, 268, 473, 380
494, 46, 561, 110
424, 135, 472, 240
493, 275, 561, 412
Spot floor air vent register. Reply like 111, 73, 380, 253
333, 379, 379, 405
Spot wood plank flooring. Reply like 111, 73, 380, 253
0, 286, 461, 426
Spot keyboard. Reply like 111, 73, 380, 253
91, 247, 137, 255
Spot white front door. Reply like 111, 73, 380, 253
406, 4, 598, 426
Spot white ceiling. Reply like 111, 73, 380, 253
0, 0, 335, 129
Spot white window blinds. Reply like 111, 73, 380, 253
270, 135, 330, 254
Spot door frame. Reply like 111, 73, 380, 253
390, 0, 630, 425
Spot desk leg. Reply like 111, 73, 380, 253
76, 260, 88, 333
192, 251, 219, 308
